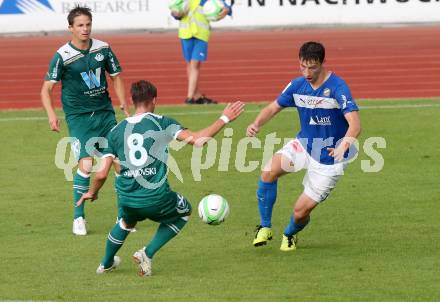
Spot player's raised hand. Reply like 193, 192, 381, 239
48, 114, 60, 132
246, 123, 260, 137
222, 101, 245, 122
76, 191, 97, 207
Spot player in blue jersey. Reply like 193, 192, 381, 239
247, 41, 361, 251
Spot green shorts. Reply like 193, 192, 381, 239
66, 110, 117, 160
120, 191, 192, 225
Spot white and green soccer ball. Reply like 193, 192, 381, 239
202, 0, 225, 21
168, 0, 189, 15
198, 194, 230, 225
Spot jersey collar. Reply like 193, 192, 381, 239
308, 71, 333, 91
68, 39, 92, 53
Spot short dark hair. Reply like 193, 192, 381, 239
67, 5, 92, 26
299, 41, 325, 64
131, 80, 157, 105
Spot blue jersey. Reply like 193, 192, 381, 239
277, 73, 359, 165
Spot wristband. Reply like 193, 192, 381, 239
219, 115, 230, 124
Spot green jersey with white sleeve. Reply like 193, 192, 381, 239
44, 39, 121, 116
103, 113, 184, 208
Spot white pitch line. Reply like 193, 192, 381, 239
0, 116, 49, 122
360, 103, 440, 109
0, 103, 439, 122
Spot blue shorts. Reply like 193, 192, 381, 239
180, 38, 208, 62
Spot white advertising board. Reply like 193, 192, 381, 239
0, 0, 438, 34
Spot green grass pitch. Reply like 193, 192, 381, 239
0, 99, 439, 301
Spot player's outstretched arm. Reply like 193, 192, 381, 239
76, 156, 114, 207
41, 80, 60, 132
110, 74, 130, 117
177, 101, 245, 147
328, 111, 362, 161
246, 100, 283, 137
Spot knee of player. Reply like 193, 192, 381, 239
120, 218, 136, 230
293, 208, 309, 221
260, 170, 279, 183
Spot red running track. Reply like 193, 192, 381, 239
1, 26, 439, 109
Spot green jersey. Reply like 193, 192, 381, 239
103, 112, 184, 208
44, 39, 122, 116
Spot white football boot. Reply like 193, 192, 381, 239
132, 249, 152, 277
96, 256, 121, 274
72, 217, 87, 236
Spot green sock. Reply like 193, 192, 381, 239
145, 216, 189, 258
73, 170, 90, 219
102, 222, 130, 268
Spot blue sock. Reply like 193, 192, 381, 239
257, 178, 278, 228
284, 215, 310, 236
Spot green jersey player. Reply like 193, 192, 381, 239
40, 6, 129, 236
77, 80, 244, 276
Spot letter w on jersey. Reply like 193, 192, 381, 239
81, 67, 101, 89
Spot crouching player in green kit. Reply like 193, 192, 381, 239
77, 80, 244, 276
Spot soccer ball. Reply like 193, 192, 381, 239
198, 194, 230, 225
202, 0, 225, 22
168, 0, 189, 15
